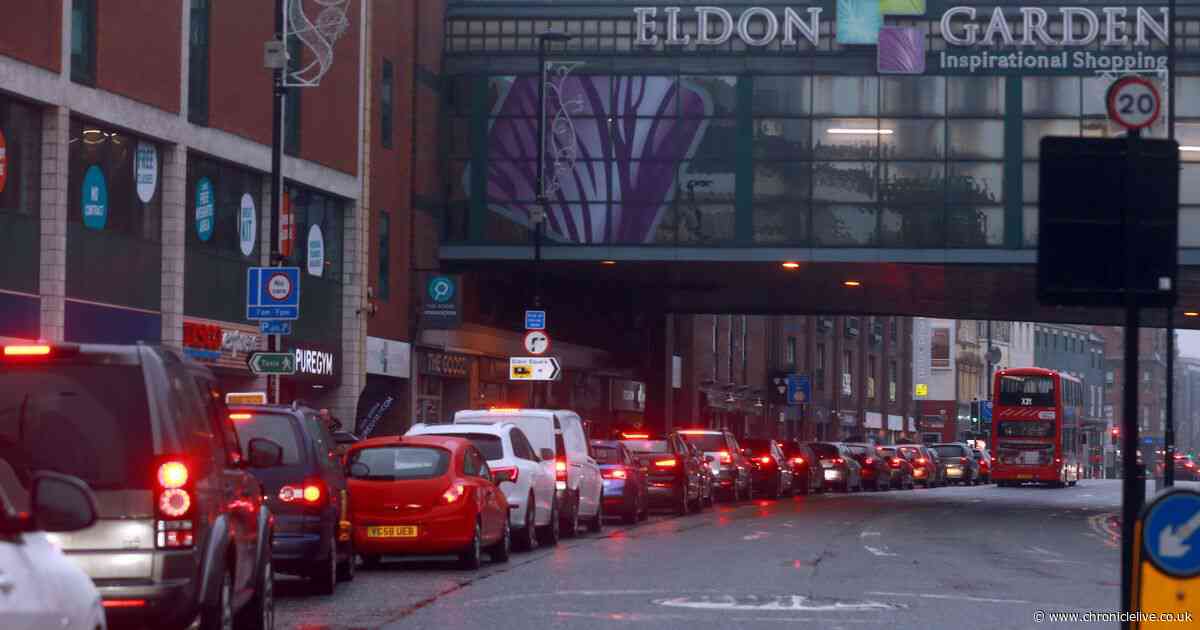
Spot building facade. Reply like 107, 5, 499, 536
1033, 324, 1107, 474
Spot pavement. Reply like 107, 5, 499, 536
275, 480, 1195, 630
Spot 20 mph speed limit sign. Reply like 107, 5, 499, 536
1106, 76, 1161, 131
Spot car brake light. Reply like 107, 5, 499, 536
103, 599, 148, 608
442, 482, 466, 504
833, 457, 844, 465
157, 461, 189, 489
229, 413, 252, 421
719, 450, 732, 464
622, 433, 650, 439
3, 344, 51, 356
279, 483, 325, 504
791, 457, 804, 465
655, 458, 678, 468
158, 489, 191, 517
1187, 462, 1195, 469
960, 457, 968, 464
155, 457, 195, 548
603, 467, 628, 479
555, 458, 568, 482
916, 457, 926, 464
759, 455, 772, 465
488, 407, 520, 412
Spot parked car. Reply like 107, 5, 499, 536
0, 343, 281, 630
620, 433, 704, 514
347, 435, 511, 570
228, 403, 355, 594
590, 440, 648, 523
932, 443, 980, 484
677, 429, 754, 500
807, 442, 862, 492
455, 409, 602, 537
897, 444, 942, 487
844, 443, 892, 491
0, 468, 107, 630
408, 422, 557, 550
1172, 454, 1198, 481
778, 441, 823, 495
685, 442, 716, 507
973, 448, 993, 484
741, 438, 794, 499
877, 446, 915, 490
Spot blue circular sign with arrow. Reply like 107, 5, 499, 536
1142, 488, 1200, 578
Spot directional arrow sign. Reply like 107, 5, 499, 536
247, 351, 296, 376
1143, 488, 1200, 577
509, 357, 560, 381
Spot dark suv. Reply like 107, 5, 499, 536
229, 403, 355, 594
0, 343, 283, 629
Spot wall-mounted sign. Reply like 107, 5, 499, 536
0, 129, 8, 194
294, 347, 335, 377
239, 193, 257, 257
306, 224, 325, 277
195, 176, 215, 242
420, 351, 469, 378
421, 274, 462, 329
81, 165, 108, 230
182, 319, 265, 369
135, 141, 158, 203
366, 336, 411, 379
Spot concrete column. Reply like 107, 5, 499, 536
332, 196, 367, 423
38, 106, 69, 342
643, 312, 675, 433
160, 144, 187, 347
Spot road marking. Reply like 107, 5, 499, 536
1029, 546, 1063, 558
863, 545, 898, 557
655, 595, 901, 612
867, 591, 1031, 605
859, 531, 881, 538
743, 531, 771, 541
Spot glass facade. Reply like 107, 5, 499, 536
442, 2, 1198, 252
0, 96, 42, 296
281, 184, 344, 346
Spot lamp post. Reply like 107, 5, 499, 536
534, 31, 573, 308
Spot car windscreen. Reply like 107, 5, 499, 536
997, 375, 1055, 407
349, 446, 450, 480
427, 433, 503, 460
677, 434, 725, 452
808, 443, 840, 457
592, 445, 622, 464
233, 414, 305, 465
997, 421, 1055, 438
844, 445, 870, 456
898, 447, 922, 459
0, 364, 153, 490
621, 439, 669, 454
934, 445, 968, 458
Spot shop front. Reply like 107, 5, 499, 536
415, 349, 471, 424
181, 318, 265, 393
280, 341, 341, 412
357, 336, 412, 438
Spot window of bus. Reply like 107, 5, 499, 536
997, 375, 1054, 407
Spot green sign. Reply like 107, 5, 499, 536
248, 352, 296, 375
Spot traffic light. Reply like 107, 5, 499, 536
969, 400, 981, 433
1110, 427, 1120, 444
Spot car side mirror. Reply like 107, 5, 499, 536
540, 448, 555, 461
30, 472, 98, 533
248, 438, 284, 468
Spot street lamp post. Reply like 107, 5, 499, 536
267, 0, 288, 404
534, 31, 572, 308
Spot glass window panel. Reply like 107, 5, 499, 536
881, 207, 944, 248
948, 77, 1004, 116
813, 162, 877, 202
616, 160, 684, 202
449, 118, 471, 157
754, 201, 809, 245
813, 205, 878, 246
948, 120, 1004, 159
880, 119, 945, 159
1023, 206, 1038, 248
1022, 77, 1081, 115
947, 206, 1004, 247
690, 119, 739, 156
752, 77, 810, 116
677, 162, 734, 206
813, 76, 878, 116
880, 76, 945, 116
487, 160, 536, 203
681, 76, 738, 117
1023, 163, 1038, 204
948, 163, 1003, 204
613, 76, 679, 117
813, 119, 881, 160
1081, 77, 1114, 116
652, 202, 735, 244
1181, 207, 1200, 247
1023, 120, 1080, 159
1175, 77, 1200, 118
754, 162, 810, 201
880, 162, 944, 206
754, 119, 811, 160
1176, 123, 1200, 161
1183, 165, 1200, 204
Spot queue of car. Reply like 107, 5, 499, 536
0, 342, 1004, 630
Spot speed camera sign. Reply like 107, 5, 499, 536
1106, 76, 1161, 131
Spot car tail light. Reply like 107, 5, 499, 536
603, 467, 628, 479
229, 413, 253, 421
719, 450, 732, 465
960, 457, 968, 464
280, 482, 325, 505
916, 457, 926, 464
1187, 462, 1195, 469
621, 433, 650, 439
1054, 457, 1063, 464
3, 344, 51, 356
555, 458, 568, 482
833, 457, 844, 465
155, 459, 194, 549
441, 482, 466, 504
157, 461, 189, 489
492, 467, 519, 483
791, 457, 804, 466
102, 600, 147, 609
864, 457, 875, 465
759, 455, 772, 465
889, 458, 900, 468
655, 458, 678, 468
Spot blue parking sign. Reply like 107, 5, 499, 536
787, 374, 811, 405
246, 267, 301, 320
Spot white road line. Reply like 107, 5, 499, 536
1029, 546, 1064, 558
743, 531, 770, 541
859, 531, 881, 538
863, 545, 898, 557
867, 591, 1032, 605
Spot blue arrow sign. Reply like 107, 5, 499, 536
259, 320, 292, 335
1143, 489, 1200, 577
246, 267, 300, 321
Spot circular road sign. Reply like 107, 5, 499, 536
524, 330, 551, 355
267, 271, 294, 302
1106, 76, 1161, 131
1141, 488, 1200, 578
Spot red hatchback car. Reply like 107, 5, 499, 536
346, 435, 512, 570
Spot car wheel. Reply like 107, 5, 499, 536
336, 539, 355, 582
517, 494, 538, 551
588, 498, 603, 533
310, 533, 337, 595
676, 487, 690, 515
538, 498, 560, 546
488, 518, 511, 562
561, 494, 580, 538
200, 568, 234, 630
236, 554, 275, 630
459, 520, 483, 570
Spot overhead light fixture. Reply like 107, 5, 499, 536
1180, 146, 1200, 152
826, 128, 894, 135
781, 261, 800, 270
843, 280, 862, 288
82, 129, 107, 144
601, 260, 616, 266
1185, 311, 1200, 317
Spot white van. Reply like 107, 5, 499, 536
454, 409, 602, 537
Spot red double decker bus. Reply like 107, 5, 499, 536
991, 368, 1085, 488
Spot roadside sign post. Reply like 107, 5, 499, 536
246, 266, 301, 403
1132, 488, 1200, 627
247, 351, 297, 376
508, 357, 561, 381
523, 330, 551, 355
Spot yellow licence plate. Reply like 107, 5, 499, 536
367, 526, 418, 538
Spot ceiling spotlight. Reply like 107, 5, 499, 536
601, 260, 617, 266
781, 262, 800, 270
843, 280, 862, 288
1185, 311, 1200, 317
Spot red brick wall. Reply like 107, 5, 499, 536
96, 0, 180, 112
0, 0, 61, 73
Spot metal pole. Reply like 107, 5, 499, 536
1167, 310, 1176, 487
986, 320, 993, 439
269, 0, 286, 404
1119, 130, 1143, 628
